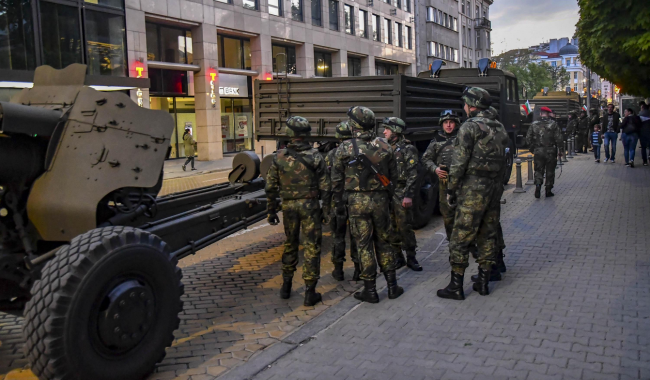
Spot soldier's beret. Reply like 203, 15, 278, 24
540, 106, 553, 113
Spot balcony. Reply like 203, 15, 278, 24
474, 17, 491, 30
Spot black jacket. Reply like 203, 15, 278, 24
639, 109, 650, 137
620, 115, 642, 135
601, 112, 621, 133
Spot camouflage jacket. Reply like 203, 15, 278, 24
332, 131, 398, 196
265, 140, 330, 209
566, 118, 578, 136
448, 109, 509, 193
389, 136, 419, 199
589, 114, 600, 128
325, 145, 339, 174
422, 131, 457, 175
578, 116, 590, 131
525, 117, 563, 151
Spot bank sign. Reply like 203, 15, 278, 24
217, 73, 249, 98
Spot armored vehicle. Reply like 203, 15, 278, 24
519, 90, 583, 142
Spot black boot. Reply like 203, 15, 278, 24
406, 254, 423, 271
472, 267, 490, 296
352, 262, 361, 281
437, 271, 465, 300
384, 270, 404, 299
280, 274, 293, 299
546, 187, 554, 197
469, 245, 478, 260
496, 251, 507, 273
534, 185, 541, 199
471, 265, 501, 282
332, 263, 345, 281
354, 280, 379, 303
304, 280, 322, 306
395, 252, 406, 269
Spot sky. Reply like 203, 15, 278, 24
490, 0, 581, 55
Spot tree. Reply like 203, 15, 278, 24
576, 0, 650, 97
546, 65, 570, 91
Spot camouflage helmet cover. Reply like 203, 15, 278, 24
285, 116, 312, 138
439, 110, 461, 127
569, 111, 578, 118
335, 121, 353, 139
462, 87, 493, 109
382, 117, 407, 134
347, 106, 376, 130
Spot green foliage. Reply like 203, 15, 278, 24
546, 65, 570, 91
504, 63, 553, 99
577, 0, 650, 97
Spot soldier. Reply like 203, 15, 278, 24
265, 116, 331, 306
589, 108, 600, 151
332, 106, 404, 303
566, 112, 578, 148
382, 117, 422, 272
526, 106, 563, 198
326, 122, 360, 281
437, 87, 509, 300
577, 110, 590, 153
422, 110, 461, 241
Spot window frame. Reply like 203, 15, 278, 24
146, 22, 192, 65
242, 0, 258, 10
218, 34, 251, 70
372, 14, 380, 42
314, 50, 332, 77
268, 0, 283, 16
405, 25, 412, 49
311, 0, 322, 26
344, 4, 354, 35
291, 0, 303, 21
347, 56, 361, 76
272, 44, 297, 74
358, 9, 368, 38
395, 21, 402, 47
383, 17, 391, 45
329, 0, 339, 30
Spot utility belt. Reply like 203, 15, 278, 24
465, 171, 498, 179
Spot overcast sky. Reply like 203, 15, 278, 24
490, 0, 580, 55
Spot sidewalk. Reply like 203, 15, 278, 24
163, 152, 263, 180
225, 142, 650, 380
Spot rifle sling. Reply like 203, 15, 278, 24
286, 148, 316, 174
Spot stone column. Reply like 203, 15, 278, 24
332, 49, 348, 77
192, 23, 222, 161
361, 55, 375, 76
125, 8, 150, 108
251, 34, 276, 156
297, 42, 314, 78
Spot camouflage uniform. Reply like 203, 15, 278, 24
577, 112, 590, 153
525, 115, 563, 192
566, 113, 578, 141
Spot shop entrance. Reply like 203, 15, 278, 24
220, 97, 253, 153
150, 96, 196, 159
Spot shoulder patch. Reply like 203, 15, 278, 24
409, 159, 415, 164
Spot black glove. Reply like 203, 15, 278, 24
335, 202, 347, 216
267, 212, 280, 225
322, 212, 331, 225
446, 190, 457, 210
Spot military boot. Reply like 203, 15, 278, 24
436, 271, 465, 300
534, 185, 541, 199
546, 187, 555, 197
406, 252, 422, 271
395, 252, 407, 269
332, 263, 345, 281
496, 251, 507, 273
469, 245, 478, 260
384, 270, 404, 299
354, 280, 379, 303
280, 274, 293, 299
304, 280, 322, 306
352, 262, 361, 281
471, 265, 501, 282
472, 267, 490, 296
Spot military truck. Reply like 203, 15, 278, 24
255, 59, 519, 228
0, 64, 267, 380
518, 90, 583, 144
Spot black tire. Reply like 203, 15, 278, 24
412, 170, 438, 230
23, 227, 183, 380
503, 140, 515, 185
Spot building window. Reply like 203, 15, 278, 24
383, 18, 391, 45
404, 0, 410, 12
314, 51, 332, 77
574, 85, 577, 92
375, 61, 398, 75
453, 17, 458, 31
41, 3, 82, 70
291, 0, 303, 21
215, 0, 231, 4
426, 7, 434, 22
406, 26, 412, 49
396, 22, 402, 47
566, 58, 571, 66
146, 23, 192, 64
467, 28, 471, 46
427, 42, 435, 56
149, 69, 187, 95
467, 1, 471, 17
372, 14, 380, 41
269, 0, 282, 16
574, 72, 578, 79
461, 1, 465, 13
312, 0, 322, 26
438, 10, 442, 24
219, 35, 251, 70
0, 0, 36, 70
348, 56, 361, 76
443, 13, 448, 28
476, 30, 480, 49
476, 5, 479, 18
344, 4, 354, 34
85, 10, 126, 76
462, 26, 466, 45
483, 6, 487, 17
359, 9, 368, 38
551, 61, 557, 67
329, 0, 339, 30
243, 0, 257, 10
272, 44, 297, 73
464, 60, 467, 67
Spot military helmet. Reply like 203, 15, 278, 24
335, 121, 353, 139
439, 109, 461, 127
462, 87, 492, 109
382, 117, 407, 134
488, 106, 500, 121
347, 106, 376, 130
569, 111, 577, 118
285, 116, 312, 138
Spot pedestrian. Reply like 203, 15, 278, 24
383, 117, 422, 271
637, 102, 650, 166
326, 122, 360, 281
577, 110, 590, 153
601, 104, 621, 163
592, 125, 603, 163
589, 109, 600, 152
332, 106, 404, 303
620, 108, 641, 168
182, 127, 197, 171
265, 116, 331, 306
525, 106, 563, 198
437, 87, 509, 300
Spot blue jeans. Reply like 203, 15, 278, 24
603, 132, 617, 160
624, 133, 639, 163
593, 144, 601, 160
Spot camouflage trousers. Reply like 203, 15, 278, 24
281, 199, 322, 281
449, 176, 500, 273
533, 147, 558, 188
438, 178, 455, 241
391, 197, 417, 256
347, 191, 400, 281
330, 209, 359, 264
576, 130, 589, 151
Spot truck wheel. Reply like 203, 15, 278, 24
412, 171, 437, 230
503, 141, 515, 185
23, 227, 183, 380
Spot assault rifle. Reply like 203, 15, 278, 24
349, 138, 392, 189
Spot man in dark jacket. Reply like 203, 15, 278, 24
639, 102, 650, 166
620, 108, 642, 167
601, 104, 621, 163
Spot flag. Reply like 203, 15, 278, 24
522, 100, 532, 116
582, 105, 588, 112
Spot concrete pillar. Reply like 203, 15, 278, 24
192, 22, 222, 161
361, 55, 375, 76
297, 42, 314, 78
125, 8, 150, 108
332, 49, 348, 77
251, 34, 276, 155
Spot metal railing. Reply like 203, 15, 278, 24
474, 17, 491, 29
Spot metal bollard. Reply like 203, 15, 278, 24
562, 140, 569, 162
514, 159, 526, 193
568, 138, 574, 158
526, 155, 535, 185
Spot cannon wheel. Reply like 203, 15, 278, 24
23, 226, 183, 380
412, 170, 437, 230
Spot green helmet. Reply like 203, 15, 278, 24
439, 110, 461, 127
285, 116, 311, 138
488, 106, 500, 121
569, 111, 577, 118
347, 106, 376, 130
462, 87, 493, 109
382, 117, 407, 134
335, 121, 353, 139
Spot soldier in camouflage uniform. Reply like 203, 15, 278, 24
326, 122, 360, 281
382, 117, 422, 272
422, 110, 461, 241
525, 106, 563, 198
332, 106, 404, 303
577, 110, 590, 153
265, 116, 331, 306
437, 87, 509, 300
589, 109, 600, 151
566, 112, 578, 148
